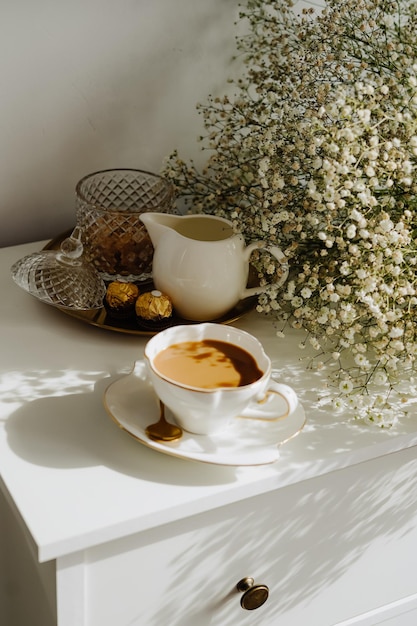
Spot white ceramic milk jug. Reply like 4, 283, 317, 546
140, 212, 289, 321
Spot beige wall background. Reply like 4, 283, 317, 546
0, 0, 323, 247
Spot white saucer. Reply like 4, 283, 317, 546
104, 361, 306, 466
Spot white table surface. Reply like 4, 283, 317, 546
1, 240, 417, 563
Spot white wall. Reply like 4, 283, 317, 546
0, 0, 323, 247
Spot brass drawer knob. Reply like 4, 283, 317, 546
236, 577, 269, 610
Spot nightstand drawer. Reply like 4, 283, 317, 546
82, 447, 417, 626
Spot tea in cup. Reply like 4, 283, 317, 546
144, 323, 298, 436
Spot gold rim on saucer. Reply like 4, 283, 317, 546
103, 361, 306, 466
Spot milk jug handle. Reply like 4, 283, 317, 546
241, 241, 289, 299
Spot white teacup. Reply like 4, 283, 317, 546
144, 323, 298, 436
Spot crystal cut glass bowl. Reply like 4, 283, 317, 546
75, 168, 175, 281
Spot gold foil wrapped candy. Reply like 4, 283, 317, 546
104, 281, 139, 319
135, 290, 173, 323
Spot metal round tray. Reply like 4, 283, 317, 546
43, 231, 258, 336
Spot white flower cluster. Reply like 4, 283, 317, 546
164, 0, 417, 426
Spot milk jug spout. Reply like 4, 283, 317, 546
139, 212, 183, 248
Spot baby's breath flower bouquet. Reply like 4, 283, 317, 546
164, 0, 417, 426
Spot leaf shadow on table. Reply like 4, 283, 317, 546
2, 369, 239, 487
4, 343, 417, 491
4, 356, 417, 623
